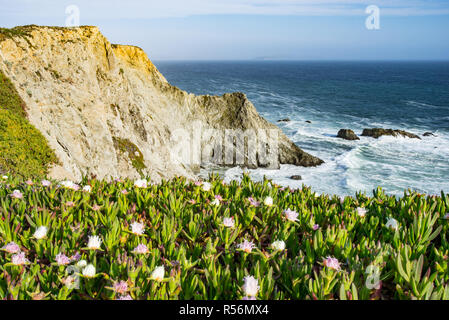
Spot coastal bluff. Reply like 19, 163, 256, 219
0, 25, 323, 181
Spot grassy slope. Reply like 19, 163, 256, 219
0, 69, 58, 178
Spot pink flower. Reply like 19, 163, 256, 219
55, 253, 71, 266
2, 242, 21, 254
313, 224, 320, 231
132, 244, 149, 254
323, 256, 341, 271
242, 296, 257, 300
11, 190, 23, 199
194, 181, 202, 186
237, 240, 255, 253
113, 281, 129, 295
248, 197, 260, 207
41, 180, 51, 187
188, 199, 196, 204
25, 180, 34, 186
11, 252, 29, 265
223, 217, 235, 228
117, 294, 133, 300
284, 208, 299, 222
70, 252, 81, 262
121, 189, 129, 195
215, 195, 223, 201
92, 204, 101, 211
65, 201, 76, 207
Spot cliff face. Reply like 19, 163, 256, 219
0, 25, 323, 182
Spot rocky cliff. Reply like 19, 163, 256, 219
0, 25, 323, 182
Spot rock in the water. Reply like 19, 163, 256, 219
0, 25, 324, 181
290, 175, 302, 180
361, 128, 421, 140
305, 120, 312, 124
337, 129, 360, 141
277, 118, 291, 122
423, 132, 436, 137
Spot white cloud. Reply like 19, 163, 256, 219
1, 0, 449, 19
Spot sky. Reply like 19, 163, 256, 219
0, 0, 448, 60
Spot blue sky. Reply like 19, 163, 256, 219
1, 0, 448, 60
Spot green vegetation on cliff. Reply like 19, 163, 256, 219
0, 69, 58, 178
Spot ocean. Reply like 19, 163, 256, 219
155, 61, 449, 197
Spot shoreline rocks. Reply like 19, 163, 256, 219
337, 129, 360, 141
361, 128, 421, 140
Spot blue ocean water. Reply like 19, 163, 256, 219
155, 61, 449, 196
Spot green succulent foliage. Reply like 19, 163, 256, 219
0, 174, 448, 300
0, 70, 59, 178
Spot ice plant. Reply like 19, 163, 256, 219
237, 240, 255, 253
1, 175, 7, 180
134, 179, 147, 188
357, 207, 367, 217
25, 179, 34, 186
248, 197, 260, 207
55, 253, 70, 266
11, 252, 29, 265
11, 190, 23, 199
313, 224, 320, 231
87, 235, 102, 250
60, 180, 80, 190
323, 256, 341, 271
130, 222, 145, 235
202, 182, 211, 192
150, 266, 165, 282
271, 240, 286, 251
263, 196, 273, 206
242, 276, 260, 297
33, 226, 48, 240
211, 198, 220, 206
82, 185, 92, 192
1, 242, 20, 254
121, 189, 129, 195
76, 260, 87, 268
386, 218, 399, 231
284, 208, 299, 222
117, 294, 133, 300
82, 264, 96, 278
132, 244, 149, 255
223, 217, 235, 228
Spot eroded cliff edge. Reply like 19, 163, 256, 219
0, 25, 323, 181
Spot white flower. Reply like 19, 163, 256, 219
150, 266, 164, 282
271, 240, 286, 251
82, 185, 92, 192
242, 276, 260, 297
82, 264, 96, 278
130, 222, 145, 235
55, 253, 70, 266
223, 217, 235, 228
77, 259, 87, 268
202, 182, 211, 192
11, 252, 29, 265
356, 207, 367, 217
41, 180, 51, 187
11, 190, 23, 199
284, 208, 299, 222
87, 235, 102, 250
60, 180, 80, 190
386, 218, 399, 231
314, 193, 320, 198
134, 179, 147, 188
33, 226, 48, 240
237, 240, 255, 253
2, 175, 7, 180
211, 198, 220, 206
263, 196, 273, 206
339, 196, 345, 204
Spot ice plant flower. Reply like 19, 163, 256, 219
2, 175, 7, 180
60, 180, 80, 190
323, 256, 341, 271
284, 208, 299, 222
444, 213, 449, 220
386, 218, 399, 231
271, 240, 286, 251
357, 207, 367, 217
237, 240, 255, 253
242, 296, 257, 300
242, 276, 260, 297
41, 180, 51, 187
248, 197, 260, 207
188, 199, 196, 204
211, 198, 220, 206
65, 201, 76, 207
263, 196, 273, 206
76, 260, 87, 268
130, 222, 145, 235
1, 242, 20, 254
25, 179, 34, 186
150, 266, 165, 282
87, 235, 102, 250
92, 204, 101, 211
313, 224, 320, 231
194, 181, 202, 186
55, 253, 71, 266
33, 226, 48, 240
134, 179, 147, 188
113, 281, 129, 295
133, 244, 149, 255
11, 190, 23, 199
11, 252, 29, 265
215, 195, 223, 201
82, 185, 92, 192
70, 252, 81, 262
202, 182, 211, 192
117, 294, 133, 300
121, 189, 129, 195
82, 264, 96, 278
223, 217, 235, 228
